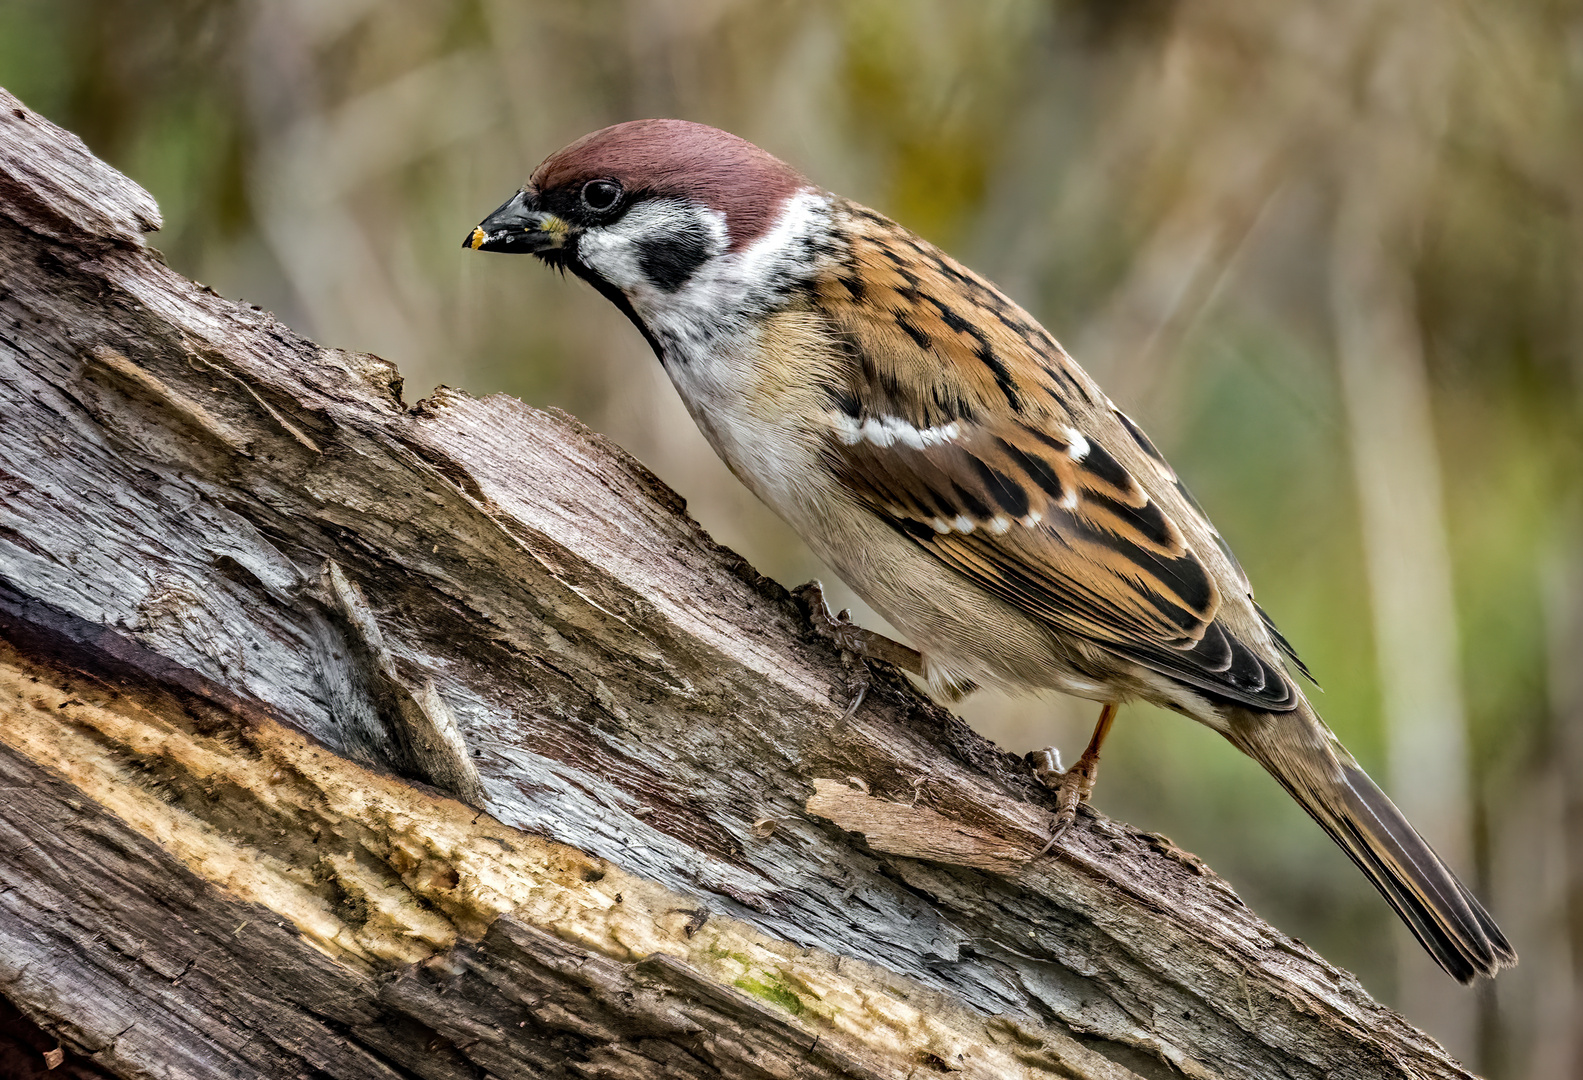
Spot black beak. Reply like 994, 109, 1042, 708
463, 189, 572, 254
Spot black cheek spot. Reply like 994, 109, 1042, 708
636, 226, 712, 292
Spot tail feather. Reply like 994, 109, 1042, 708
1228, 704, 1515, 983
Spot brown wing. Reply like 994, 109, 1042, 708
814, 202, 1298, 710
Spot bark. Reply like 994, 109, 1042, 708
0, 87, 1476, 1080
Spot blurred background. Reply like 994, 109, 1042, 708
1, 0, 1578, 1072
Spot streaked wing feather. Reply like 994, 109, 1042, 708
1256, 600, 1319, 686
815, 206, 1298, 711
830, 422, 1297, 710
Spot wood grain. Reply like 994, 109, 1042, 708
0, 84, 1472, 1079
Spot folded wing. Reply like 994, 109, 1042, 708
826, 413, 1297, 710
809, 206, 1296, 709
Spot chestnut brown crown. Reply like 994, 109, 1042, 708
529, 119, 807, 251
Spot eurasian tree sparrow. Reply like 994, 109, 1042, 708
467, 119, 1513, 983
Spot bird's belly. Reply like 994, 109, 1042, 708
661, 333, 1174, 711
765, 481, 1120, 703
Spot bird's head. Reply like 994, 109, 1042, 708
465, 119, 809, 302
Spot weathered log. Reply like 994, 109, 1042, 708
0, 87, 1475, 1079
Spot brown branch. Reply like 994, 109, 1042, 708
0, 87, 1472, 1080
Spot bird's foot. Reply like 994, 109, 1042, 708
793, 580, 871, 657
1029, 746, 1101, 853
792, 580, 925, 718
793, 580, 873, 717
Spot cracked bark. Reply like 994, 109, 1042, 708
0, 87, 1476, 1080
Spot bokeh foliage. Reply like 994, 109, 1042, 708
2, 0, 1579, 1072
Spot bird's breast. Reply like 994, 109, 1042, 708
661, 309, 848, 519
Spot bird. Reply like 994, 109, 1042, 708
465, 118, 1515, 983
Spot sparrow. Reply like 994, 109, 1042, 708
465, 119, 1515, 983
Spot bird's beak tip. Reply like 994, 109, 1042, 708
465, 193, 568, 254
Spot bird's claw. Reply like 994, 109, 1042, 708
840, 675, 868, 720
1029, 746, 1099, 854
794, 580, 868, 654
794, 580, 872, 717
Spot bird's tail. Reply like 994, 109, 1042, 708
1225, 701, 1515, 983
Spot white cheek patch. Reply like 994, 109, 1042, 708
660, 191, 832, 338
729, 188, 827, 288
590, 188, 839, 373
576, 200, 728, 294
607, 189, 845, 510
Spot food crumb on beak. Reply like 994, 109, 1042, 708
468, 226, 486, 250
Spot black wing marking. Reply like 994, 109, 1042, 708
829, 416, 1299, 711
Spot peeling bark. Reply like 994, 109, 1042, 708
0, 87, 1477, 1080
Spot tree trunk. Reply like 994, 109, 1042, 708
0, 87, 1477, 1080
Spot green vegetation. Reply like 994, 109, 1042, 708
733, 974, 806, 1017
3, 1, 1576, 1072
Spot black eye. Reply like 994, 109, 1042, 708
580, 179, 622, 212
